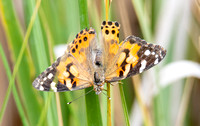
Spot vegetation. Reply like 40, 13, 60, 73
0, 0, 199, 126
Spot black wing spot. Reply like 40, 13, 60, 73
57, 82, 70, 91
112, 30, 115, 34
105, 30, 109, 35
71, 78, 74, 83
72, 48, 75, 53
115, 22, 119, 27
66, 63, 73, 70
119, 71, 124, 77
84, 37, 87, 41
122, 66, 125, 71
117, 33, 119, 38
89, 31, 95, 34
108, 21, 112, 25
64, 80, 66, 85
72, 81, 76, 88
123, 49, 130, 57
102, 21, 106, 25
80, 30, 83, 34
79, 39, 82, 43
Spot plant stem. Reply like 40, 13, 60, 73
107, 83, 111, 126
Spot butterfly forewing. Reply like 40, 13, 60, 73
100, 21, 121, 69
33, 28, 97, 92
105, 35, 166, 82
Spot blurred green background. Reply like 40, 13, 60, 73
0, 0, 200, 126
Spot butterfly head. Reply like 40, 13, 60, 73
93, 84, 104, 95
93, 72, 105, 94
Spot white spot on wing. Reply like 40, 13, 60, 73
144, 50, 150, 56
51, 82, 57, 92
49, 66, 53, 70
155, 55, 158, 58
34, 83, 39, 88
48, 73, 53, 79
43, 77, 47, 81
39, 86, 44, 90
154, 59, 159, 65
152, 52, 155, 55
139, 60, 147, 73
66, 79, 72, 90
124, 64, 131, 76
63, 71, 69, 78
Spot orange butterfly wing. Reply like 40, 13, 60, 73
33, 28, 97, 92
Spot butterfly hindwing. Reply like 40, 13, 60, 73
105, 35, 166, 82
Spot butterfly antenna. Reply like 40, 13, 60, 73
102, 90, 111, 100
67, 89, 93, 104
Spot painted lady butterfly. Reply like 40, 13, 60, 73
33, 21, 166, 94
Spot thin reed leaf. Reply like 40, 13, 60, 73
119, 83, 130, 126
0, 43, 29, 125
78, 0, 102, 125
0, 0, 42, 125
131, 0, 152, 41
23, 0, 58, 125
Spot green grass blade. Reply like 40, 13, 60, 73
119, 83, 130, 126
36, 93, 53, 126
78, 0, 102, 125
131, 0, 152, 41
23, 0, 58, 125
0, 0, 42, 125
0, 43, 29, 125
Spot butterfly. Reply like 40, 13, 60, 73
32, 21, 166, 94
